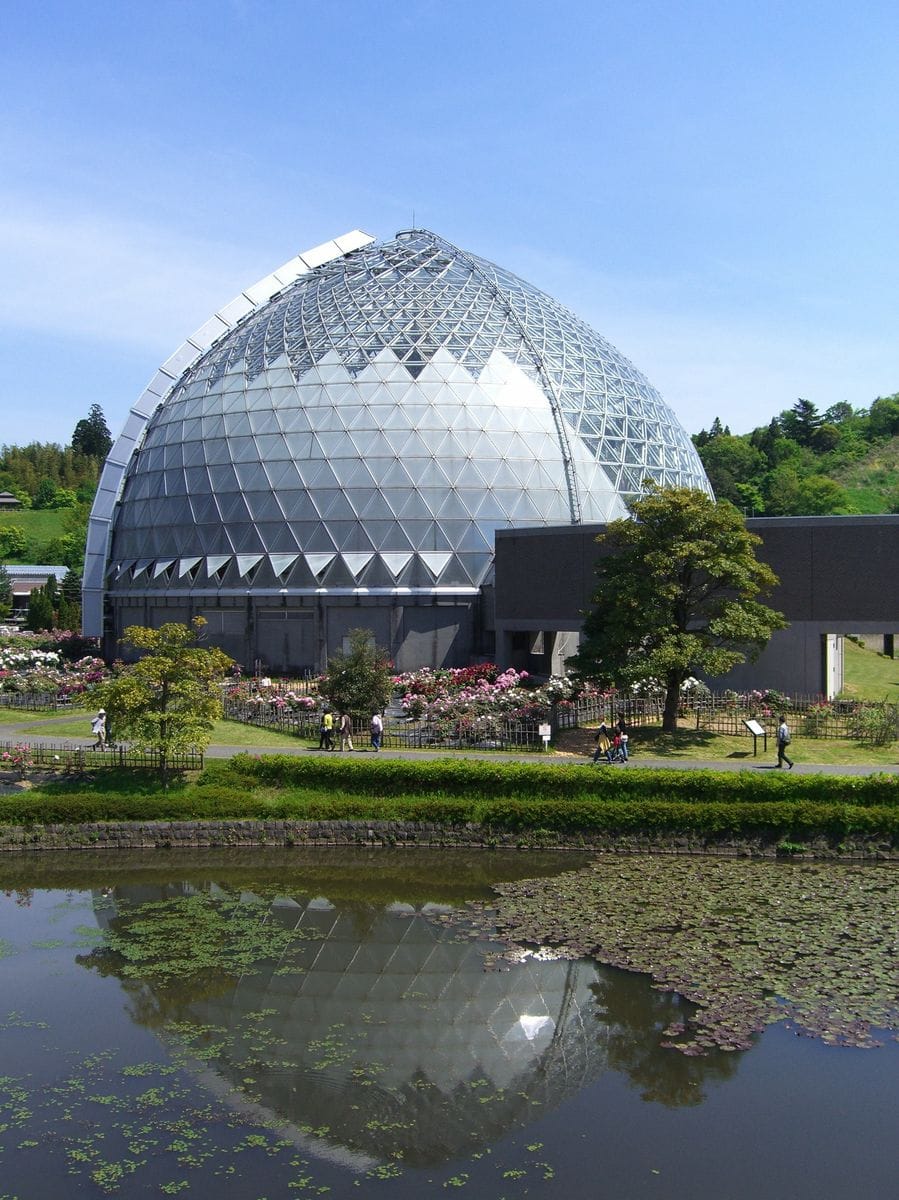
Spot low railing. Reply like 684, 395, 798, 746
0, 741, 204, 772
0, 692, 75, 711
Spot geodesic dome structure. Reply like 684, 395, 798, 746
84, 228, 709, 671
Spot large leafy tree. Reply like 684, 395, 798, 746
317, 627, 394, 719
93, 618, 232, 779
568, 485, 787, 732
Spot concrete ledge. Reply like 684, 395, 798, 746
0, 819, 895, 860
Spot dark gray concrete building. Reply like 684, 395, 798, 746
494, 515, 899, 697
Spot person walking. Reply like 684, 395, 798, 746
370, 711, 383, 752
592, 722, 611, 763
616, 714, 629, 761
91, 709, 107, 751
338, 712, 354, 752
776, 714, 794, 769
318, 709, 334, 750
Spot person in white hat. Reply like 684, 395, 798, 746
91, 708, 107, 750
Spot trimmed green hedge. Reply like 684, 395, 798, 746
0, 754, 895, 842
224, 753, 899, 807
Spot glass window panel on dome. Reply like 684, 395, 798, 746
245, 492, 285, 522
255, 522, 299, 552
223, 410, 252, 436
190, 495, 220, 525
317, 491, 357, 521
233, 462, 269, 491
246, 408, 281, 436
252, 433, 289, 462
228, 524, 266, 554
207, 464, 239, 493
279, 491, 322, 522
219, 436, 254, 463
280, 432, 314, 461
162, 468, 187, 497
330, 523, 375, 552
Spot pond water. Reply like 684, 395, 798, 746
1, 849, 897, 1199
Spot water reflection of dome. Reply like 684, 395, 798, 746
96, 885, 609, 1167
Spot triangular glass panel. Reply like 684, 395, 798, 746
152, 559, 175, 579
341, 552, 375, 578
268, 553, 299, 579
304, 553, 336, 580
379, 552, 414, 579
177, 557, 202, 579
420, 551, 453, 579
206, 556, 231, 578
235, 555, 264, 579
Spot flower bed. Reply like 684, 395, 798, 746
0, 632, 106, 702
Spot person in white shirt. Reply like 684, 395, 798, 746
776, 715, 794, 769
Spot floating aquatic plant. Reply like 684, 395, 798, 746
446, 856, 899, 1053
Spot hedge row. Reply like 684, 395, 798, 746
1, 792, 897, 845
224, 753, 899, 807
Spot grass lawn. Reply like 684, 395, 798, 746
4, 705, 896, 768
0, 508, 67, 559
839, 637, 899, 701
557, 722, 899, 768
2, 711, 308, 750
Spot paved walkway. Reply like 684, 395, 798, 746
1, 715, 895, 777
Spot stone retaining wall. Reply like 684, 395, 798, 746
0, 818, 895, 860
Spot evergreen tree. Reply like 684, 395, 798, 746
0, 563, 11, 619
25, 587, 55, 632
781, 398, 822, 447
71, 404, 113, 460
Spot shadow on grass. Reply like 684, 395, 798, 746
627, 727, 720, 758
35, 769, 192, 796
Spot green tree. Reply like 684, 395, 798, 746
781, 398, 822, 447
33, 477, 58, 510
0, 525, 28, 559
796, 475, 854, 515
867, 394, 899, 439
25, 586, 55, 632
567, 485, 787, 732
93, 618, 232, 781
317, 627, 394, 719
0, 563, 11, 619
71, 404, 113, 460
695, 434, 766, 507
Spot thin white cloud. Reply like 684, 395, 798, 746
0, 196, 265, 351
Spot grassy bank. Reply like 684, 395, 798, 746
1, 754, 897, 847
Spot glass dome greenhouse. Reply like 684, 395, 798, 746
85, 228, 710, 671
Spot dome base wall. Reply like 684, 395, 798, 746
104, 592, 491, 675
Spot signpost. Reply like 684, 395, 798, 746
743, 718, 767, 757
538, 723, 552, 750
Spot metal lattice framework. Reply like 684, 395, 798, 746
86, 228, 710, 628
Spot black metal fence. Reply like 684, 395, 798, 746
0, 692, 74, 711
0, 741, 204, 773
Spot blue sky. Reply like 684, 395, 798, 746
3, 0, 898, 447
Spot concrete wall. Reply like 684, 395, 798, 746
494, 515, 899, 695
106, 593, 483, 674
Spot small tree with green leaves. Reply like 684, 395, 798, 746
568, 485, 788, 732
25, 584, 55, 632
0, 563, 11, 619
93, 618, 232, 781
317, 628, 394, 720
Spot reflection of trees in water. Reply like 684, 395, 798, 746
591, 969, 739, 1106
